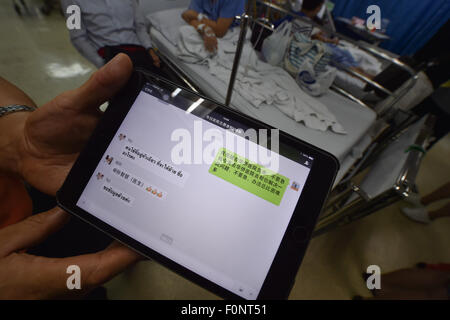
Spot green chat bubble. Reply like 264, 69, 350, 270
209, 148, 290, 206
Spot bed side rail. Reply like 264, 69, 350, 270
226, 0, 418, 116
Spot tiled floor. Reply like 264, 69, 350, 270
0, 1, 93, 106
2, 2, 448, 300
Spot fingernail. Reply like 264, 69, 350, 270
103, 53, 124, 71
106, 55, 120, 67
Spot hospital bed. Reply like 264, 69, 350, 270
144, 0, 429, 233
147, 7, 376, 177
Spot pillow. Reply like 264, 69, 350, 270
147, 8, 187, 46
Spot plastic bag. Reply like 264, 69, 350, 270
295, 60, 337, 97
262, 21, 292, 66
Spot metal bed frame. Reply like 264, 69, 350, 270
314, 114, 435, 236
153, 0, 431, 234
229, 1, 434, 235
246, 2, 435, 235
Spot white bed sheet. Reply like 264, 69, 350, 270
334, 71, 368, 100
151, 28, 376, 164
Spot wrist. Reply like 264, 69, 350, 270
0, 112, 30, 178
197, 13, 206, 22
191, 19, 201, 30
203, 26, 215, 38
197, 23, 206, 33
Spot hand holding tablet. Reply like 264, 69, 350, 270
57, 71, 338, 299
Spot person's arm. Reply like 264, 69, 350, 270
0, 55, 142, 299
181, 9, 235, 38
200, 17, 234, 38
0, 78, 35, 177
181, 9, 200, 24
182, 9, 209, 33
182, 1, 216, 37
132, 0, 160, 67
1, 54, 132, 197
312, 32, 340, 45
71, 38, 105, 69
133, 0, 152, 49
0, 113, 28, 177
0, 79, 35, 227
61, 0, 104, 68
202, 0, 245, 38
182, 9, 218, 53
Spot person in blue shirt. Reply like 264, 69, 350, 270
182, 0, 246, 52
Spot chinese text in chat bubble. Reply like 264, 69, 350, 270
209, 148, 289, 206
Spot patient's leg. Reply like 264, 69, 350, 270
429, 202, 450, 221
422, 182, 450, 205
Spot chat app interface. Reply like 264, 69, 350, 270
77, 83, 313, 299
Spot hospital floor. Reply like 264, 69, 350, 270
1, 3, 449, 300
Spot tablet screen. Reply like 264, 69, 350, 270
77, 83, 314, 299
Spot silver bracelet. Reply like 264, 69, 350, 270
0, 105, 36, 118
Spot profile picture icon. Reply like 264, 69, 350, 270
105, 155, 113, 165
118, 133, 126, 141
96, 172, 104, 180
291, 181, 300, 192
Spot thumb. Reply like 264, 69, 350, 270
0, 207, 70, 257
58, 53, 133, 112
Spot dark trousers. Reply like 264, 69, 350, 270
412, 93, 450, 149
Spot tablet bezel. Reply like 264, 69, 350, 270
57, 71, 339, 300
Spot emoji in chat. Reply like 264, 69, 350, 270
152, 189, 157, 195
96, 172, 104, 180
146, 187, 152, 192
105, 155, 113, 165
157, 192, 163, 198
118, 133, 126, 141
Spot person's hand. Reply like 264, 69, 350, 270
0, 207, 142, 299
329, 37, 340, 45
148, 48, 161, 68
203, 34, 218, 53
16, 54, 133, 196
